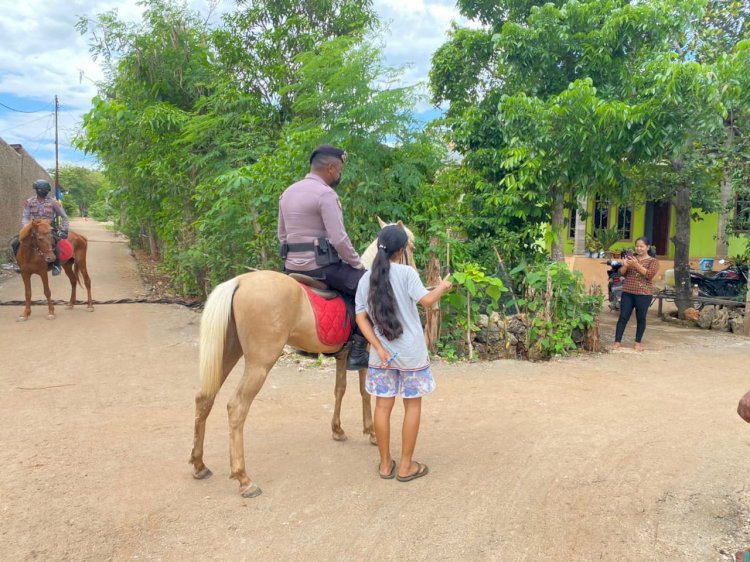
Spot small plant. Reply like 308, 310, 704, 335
439, 263, 507, 360
588, 227, 621, 254
517, 261, 603, 358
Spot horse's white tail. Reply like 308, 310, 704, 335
199, 277, 239, 397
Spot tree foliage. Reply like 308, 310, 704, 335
431, 0, 750, 317
52, 165, 109, 217
77, 0, 445, 295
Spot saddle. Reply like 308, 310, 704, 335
288, 273, 339, 299
57, 239, 74, 262
289, 273, 352, 347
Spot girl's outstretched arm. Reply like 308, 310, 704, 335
419, 275, 453, 308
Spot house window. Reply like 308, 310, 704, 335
616, 205, 632, 240
593, 196, 610, 229
567, 207, 576, 238
735, 193, 750, 233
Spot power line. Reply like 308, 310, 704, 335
0, 100, 53, 113
0, 111, 55, 134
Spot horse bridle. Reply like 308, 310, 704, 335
29, 226, 55, 259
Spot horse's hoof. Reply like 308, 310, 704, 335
332, 431, 348, 442
87, 307, 94, 312
17, 316, 28, 322
46, 314, 56, 320
369, 434, 378, 446
240, 484, 262, 498
193, 467, 213, 480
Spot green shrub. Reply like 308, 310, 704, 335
518, 261, 602, 358
437, 260, 602, 360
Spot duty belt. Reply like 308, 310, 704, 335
285, 242, 316, 252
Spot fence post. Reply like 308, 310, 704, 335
424, 237, 442, 354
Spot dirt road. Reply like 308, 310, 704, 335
1, 219, 750, 561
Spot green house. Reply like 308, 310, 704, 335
564, 195, 749, 259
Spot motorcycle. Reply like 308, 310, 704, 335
690, 261, 748, 298
664, 260, 748, 309
605, 259, 625, 311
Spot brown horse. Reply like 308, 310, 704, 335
190, 221, 415, 497
16, 220, 93, 321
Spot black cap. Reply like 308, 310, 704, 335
310, 144, 347, 166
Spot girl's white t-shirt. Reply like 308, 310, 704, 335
355, 264, 430, 370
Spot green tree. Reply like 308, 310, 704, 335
51, 165, 108, 217
432, 0, 694, 262
214, 0, 377, 127
694, 0, 750, 63
77, 0, 215, 270
78, 0, 445, 295
192, 36, 446, 288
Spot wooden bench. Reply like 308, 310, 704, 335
651, 290, 746, 316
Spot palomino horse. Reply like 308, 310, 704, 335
190, 220, 415, 497
16, 220, 93, 321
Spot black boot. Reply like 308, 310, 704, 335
10, 238, 20, 273
50, 246, 62, 276
346, 334, 369, 371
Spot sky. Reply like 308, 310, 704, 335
0, 0, 471, 173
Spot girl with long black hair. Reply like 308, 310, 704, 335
355, 225, 452, 482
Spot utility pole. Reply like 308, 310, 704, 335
54, 95, 59, 191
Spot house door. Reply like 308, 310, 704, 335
645, 201, 671, 256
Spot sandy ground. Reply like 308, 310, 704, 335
1, 219, 750, 561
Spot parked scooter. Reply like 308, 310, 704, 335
605, 258, 625, 311
664, 260, 748, 309
690, 261, 748, 298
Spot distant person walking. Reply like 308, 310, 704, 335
355, 225, 452, 482
612, 236, 659, 352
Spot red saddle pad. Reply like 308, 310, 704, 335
57, 239, 74, 262
300, 284, 352, 346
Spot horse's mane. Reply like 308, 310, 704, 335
19, 220, 51, 241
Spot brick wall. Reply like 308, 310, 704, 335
0, 138, 52, 248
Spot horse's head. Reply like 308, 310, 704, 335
377, 217, 415, 268
19, 220, 56, 263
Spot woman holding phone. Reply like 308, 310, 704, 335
612, 236, 659, 351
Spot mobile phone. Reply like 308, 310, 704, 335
625, 249, 634, 258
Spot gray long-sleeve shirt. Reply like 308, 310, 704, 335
278, 173, 362, 271
22, 195, 69, 231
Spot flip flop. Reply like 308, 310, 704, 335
396, 462, 429, 482
379, 460, 396, 479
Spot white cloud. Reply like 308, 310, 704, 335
0, 0, 471, 169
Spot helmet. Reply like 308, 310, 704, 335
32, 179, 51, 197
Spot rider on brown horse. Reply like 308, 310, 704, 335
12, 179, 69, 276
278, 145, 369, 370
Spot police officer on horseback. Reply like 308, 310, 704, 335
12, 179, 69, 275
278, 145, 369, 370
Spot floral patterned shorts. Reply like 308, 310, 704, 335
365, 366, 435, 398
